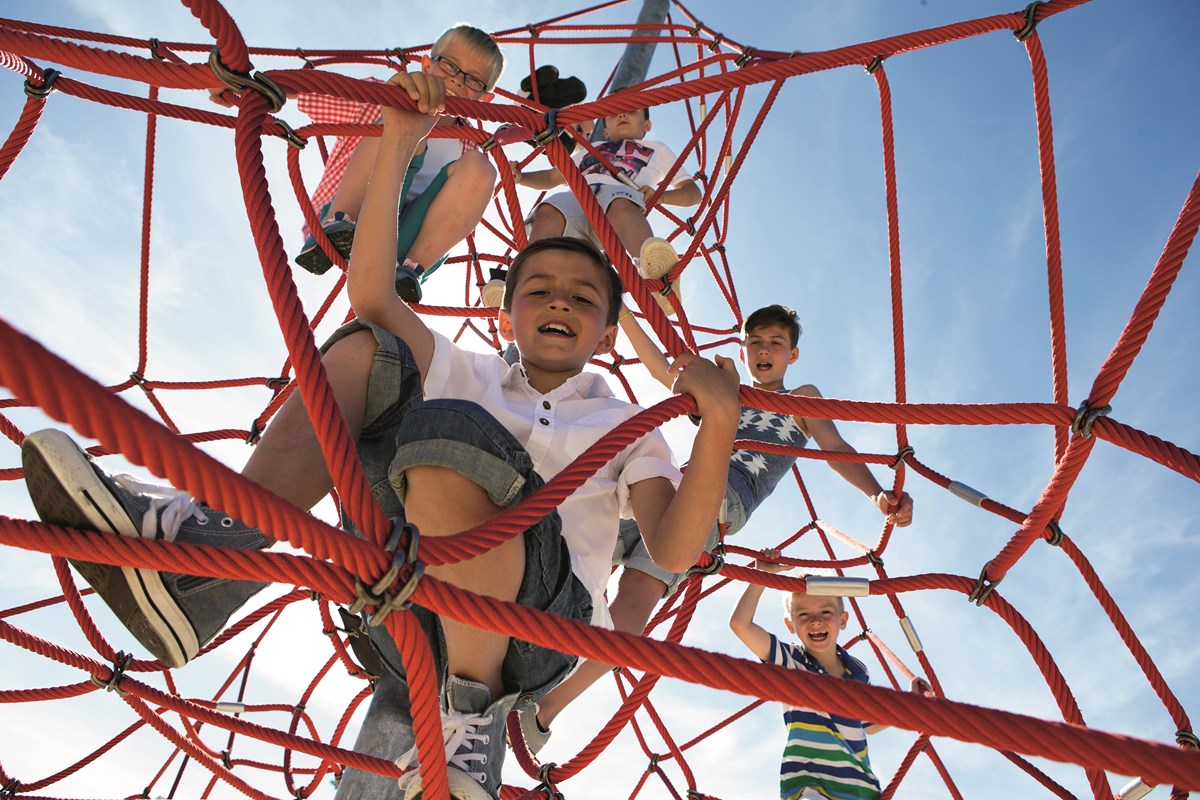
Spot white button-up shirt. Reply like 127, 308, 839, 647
424, 331, 681, 626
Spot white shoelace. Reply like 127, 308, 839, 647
113, 474, 207, 540
395, 708, 494, 791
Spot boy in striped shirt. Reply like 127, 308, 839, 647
729, 549, 927, 800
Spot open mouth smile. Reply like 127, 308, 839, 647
538, 322, 575, 338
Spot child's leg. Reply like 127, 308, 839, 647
401, 463, 524, 696
324, 136, 379, 219
533, 566, 665, 729
401, 150, 496, 271
528, 201, 568, 240
605, 196, 655, 255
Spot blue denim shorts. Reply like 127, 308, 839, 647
615, 479, 749, 595
322, 320, 592, 704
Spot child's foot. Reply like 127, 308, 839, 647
637, 237, 680, 317
395, 259, 425, 304
21, 429, 268, 668
510, 704, 552, 756
480, 268, 506, 308
294, 211, 357, 275
397, 675, 512, 800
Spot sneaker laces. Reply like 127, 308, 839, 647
112, 474, 207, 540
395, 707, 494, 791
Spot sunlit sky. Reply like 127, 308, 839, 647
1, 1, 1197, 798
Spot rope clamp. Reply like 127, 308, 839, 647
866, 549, 883, 568
220, 749, 233, 769
0, 778, 21, 799
707, 33, 725, 53
246, 418, 264, 445
685, 217, 696, 236
1070, 400, 1111, 438
735, 47, 756, 68
148, 38, 164, 61
265, 375, 291, 391
526, 23, 541, 37
535, 763, 564, 800
1014, 2, 1043, 41
689, 24, 703, 38
272, 118, 308, 149
208, 48, 286, 113
129, 371, 151, 393
532, 108, 563, 148
295, 47, 314, 68
890, 445, 914, 470
358, 520, 425, 627
866, 55, 885, 74
90, 651, 133, 696
1045, 519, 1064, 547
967, 566, 1003, 606
1178, 729, 1200, 748
687, 550, 724, 577
24, 67, 61, 99
608, 354, 625, 374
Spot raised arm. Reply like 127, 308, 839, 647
346, 72, 445, 377
729, 549, 791, 661
628, 353, 740, 573
511, 161, 566, 190
793, 384, 913, 527
617, 305, 673, 389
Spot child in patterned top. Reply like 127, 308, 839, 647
730, 549, 929, 800
511, 107, 701, 315
514, 303, 914, 753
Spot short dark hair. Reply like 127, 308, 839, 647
744, 304, 802, 348
504, 237, 624, 326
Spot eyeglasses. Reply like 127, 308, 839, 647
430, 55, 489, 94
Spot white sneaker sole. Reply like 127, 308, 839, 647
21, 429, 197, 668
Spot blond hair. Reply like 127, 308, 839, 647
432, 25, 505, 90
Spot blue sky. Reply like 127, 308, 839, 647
0, 1, 1197, 798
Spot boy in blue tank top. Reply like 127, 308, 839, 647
515, 303, 914, 752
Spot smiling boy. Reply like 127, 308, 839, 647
23, 67, 740, 800
292, 24, 504, 302
729, 549, 927, 800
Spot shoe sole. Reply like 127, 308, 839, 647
22, 430, 196, 668
637, 238, 678, 280
294, 226, 356, 275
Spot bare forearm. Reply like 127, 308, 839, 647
661, 181, 701, 207
516, 167, 564, 190
618, 311, 673, 388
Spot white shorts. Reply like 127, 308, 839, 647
526, 182, 645, 251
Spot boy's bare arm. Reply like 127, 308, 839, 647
510, 161, 566, 190
729, 551, 789, 661
631, 354, 740, 573
617, 306, 673, 389
347, 72, 445, 378
792, 384, 914, 527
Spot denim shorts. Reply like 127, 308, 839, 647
322, 320, 592, 704
615, 478, 750, 595
526, 183, 646, 251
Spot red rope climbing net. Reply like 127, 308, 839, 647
1, 1, 1198, 798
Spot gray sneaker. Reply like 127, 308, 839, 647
21, 429, 269, 668
511, 704, 552, 756
397, 675, 515, 800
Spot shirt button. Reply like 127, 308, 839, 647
542, 401, 551, 410
539, 418, 549, 426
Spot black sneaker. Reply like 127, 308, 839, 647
21, 429, 268, 668
395, 263, 424, 304
295, 212, 357, 275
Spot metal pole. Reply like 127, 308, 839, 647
610, 0, 671, 94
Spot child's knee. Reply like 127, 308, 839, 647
449, 150, 497, 191
529, 203, 566, 239
606, 197, 642, 219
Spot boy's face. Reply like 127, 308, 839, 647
497, 248, 618, 380
423, 42, 496, 102
784, 594, 848, 659
739, 323, 799, 388
603, 109, 651, 141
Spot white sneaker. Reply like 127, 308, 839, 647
637, 237, 680, 316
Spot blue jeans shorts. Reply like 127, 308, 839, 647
615, 479, 750, 596
321, 320, 592, 704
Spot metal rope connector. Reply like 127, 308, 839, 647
347, 520, 424, 628
271, 118, 307, 149
208, 48, 286, 113
735, 47, 756, 68
1178, 729, 1199, 748
24, 67, 61, 99
866, 55, 885, 74
1044, 519, 1064, 547
968, 566, 1003, 606
890, 445, 914, 470
1014, 1, 1043, 42
1071, 400, 1111, 438
90, 651, 133, 696
148, 38, 164, 61
1115, 778, 1154, 800
0, 778, 21, 799
531, 108, 562, 148
535, 763, 564, 800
